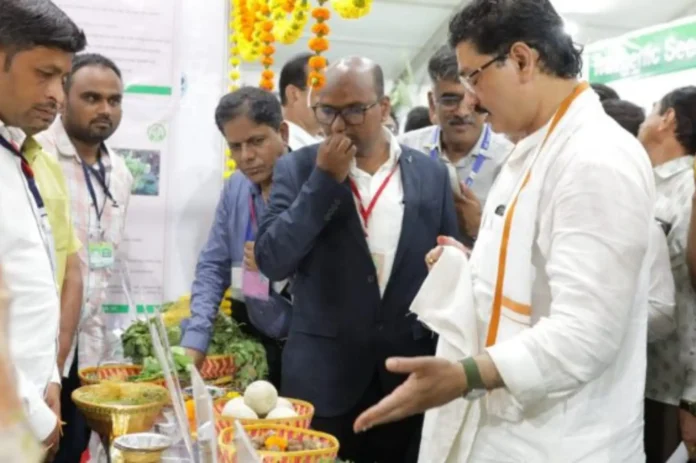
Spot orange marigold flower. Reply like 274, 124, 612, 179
259, 79, 274, 91
262, 56, 274, 66
260, 3, 270, 14
308, 37, 329, 52
262, 21, 273, 32
262, 69, 275, 80
312, 7, 330, 20
264, 435, 288, 451
283, 0, 295, 13
261, 32, 275, 43
308, 71, 325, 89
262, 44, 275, 55
311, 22, 330, 36
308, 55, 327, 70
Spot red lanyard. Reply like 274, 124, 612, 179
348, 164, 399, 233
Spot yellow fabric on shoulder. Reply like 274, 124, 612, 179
24, 137, 82, 290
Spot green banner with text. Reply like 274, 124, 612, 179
587, 18, 696, 84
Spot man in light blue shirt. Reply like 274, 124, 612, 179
181, 87, 292, 387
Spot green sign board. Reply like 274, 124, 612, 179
586, 18, 696, 84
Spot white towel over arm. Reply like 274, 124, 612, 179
410, 246, 481, 463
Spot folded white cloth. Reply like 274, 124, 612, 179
411, 246, 481, 463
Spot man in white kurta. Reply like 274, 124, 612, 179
353, 1, 654, 461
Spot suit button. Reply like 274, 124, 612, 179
367, 275, 375, 283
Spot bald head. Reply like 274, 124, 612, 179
323, 56, 385, 99
314, 56, 391, 158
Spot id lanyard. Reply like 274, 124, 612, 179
348, 163, 399, 235
429, 124, 492, 187
245, 195, 258, 242
82, 152, 118, 229
0, 135, 57, 279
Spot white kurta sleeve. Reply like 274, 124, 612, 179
17, 369, 57, 441
486, 154, 651, 407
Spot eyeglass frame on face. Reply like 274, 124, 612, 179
459, 53, 508, 94
312, 101, 380, 126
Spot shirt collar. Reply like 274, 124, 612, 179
286, 120, 321, 149
52, 116, 113, 169
0, 118, 28, 150
425, 123, 492, 162
350, 128, 402, 177
654, 155, 693, 181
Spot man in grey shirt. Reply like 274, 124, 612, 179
400, 45, 512, 241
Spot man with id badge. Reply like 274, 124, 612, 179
0, 0, 86, 459
255, 57, 459, 463
36, 53, 133, 463
180, 88, 292, 389
399, 45, 513, 243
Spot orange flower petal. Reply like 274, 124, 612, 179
308, 37, 329, 52
312, 7, 330, 20
311, 23, 330, 36
262, 21, 274, 32
262, 69, 275, 80
308, 55, 327, 70
262, 56, 274, 66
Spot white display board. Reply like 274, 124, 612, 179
584, 15, 696, 110
54, 0, 228, 304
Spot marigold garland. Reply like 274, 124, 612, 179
234, 0, 263, 62
331, 0, 372, 19
271, 0, 310, 45
226, 0, 240, 179
258, 2, 276, 91
307, 1, 330, 90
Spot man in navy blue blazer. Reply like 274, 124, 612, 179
255, 57, 460, 463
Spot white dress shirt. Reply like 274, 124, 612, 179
468, 91, 654, 461
0, 121, 60, 441
286, 120, 321, 151
646, 155, 696, 405
399, 123, 513, 206
647, 222, 676, 342
348, 130, 403, 296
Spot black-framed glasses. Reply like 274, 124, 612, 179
312, 101, 379, 126
459, 54, 507, 93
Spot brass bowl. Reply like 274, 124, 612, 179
72, 382, 169, 439
112, 432, 172, 463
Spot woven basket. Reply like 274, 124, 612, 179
213, 397, 314, 433
200, 355, 236, 380
218, 424, 339, 463
79, 365, 167, 387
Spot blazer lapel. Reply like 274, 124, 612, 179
389, 152, 420, 279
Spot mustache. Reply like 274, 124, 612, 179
448, 116, 475, 126
90, 116, 112, 126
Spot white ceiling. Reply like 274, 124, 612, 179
249, 0, 696, 86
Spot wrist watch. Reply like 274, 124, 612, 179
459, 357, 486, 400
680, 399, 696, 416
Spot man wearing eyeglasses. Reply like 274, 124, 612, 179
399, 45, 513, 242
254, 56, 459, 463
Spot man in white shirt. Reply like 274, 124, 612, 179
638, 87, 696, 461
399, 45, 513, 242
0, 0, 86, 457
279, 53, 323, 150
354, 1, 653, 461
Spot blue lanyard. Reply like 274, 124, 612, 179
245, 194, 258, 241
0, 135, 45, 210
429, 124, 492, 188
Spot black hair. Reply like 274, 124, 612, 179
215, 86, 283, 133
0, 0, 86, 69
659, 86, 696, 154
428, 45, 459, 83
404, 106, 432, 132
279, 52, 313, 106
388, 110, 399, 132
371, 64, 385, 98
448, 0, 583, 79
602, 100, 644, 138
591, 83, 620, 102
64, 53, 122, 92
